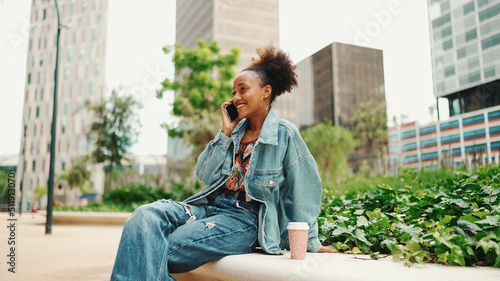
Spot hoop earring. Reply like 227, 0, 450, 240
260, 96, 269, 111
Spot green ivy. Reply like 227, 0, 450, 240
318, 165, 500, 267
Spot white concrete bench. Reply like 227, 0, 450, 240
172, 251, 500, 281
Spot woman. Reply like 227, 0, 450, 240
111, 45, 335, 281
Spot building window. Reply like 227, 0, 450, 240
64, 103, 69, 115
421, 138, 437, 148
32, 161, 36, 172
43, 8, 47, 19
62, 121, 66, 134
40, 54, 44, 65
420, 125, 436, 135
28, 73, 31, 84
421, 152, 438, 161
70, 3, 76, 14
64, 68, 70, 80
432, 13, 451, 29
457, 47, 467, 59
484, 65, 495, 78
80, 47, 85, 59
441, 26, 452, 39
463, 129, 486, 139
36, 106, 40, 117
478, 0, 490, 8
87, 137, 92, 152
440, 120, 459, 130
62, 160, 66, 171
463, 2, 475, 15
443, 39, 453, 50
402, 155, 418, 163
445, 65, 455, 77
67, 49, 73, 61
401, 130, 416, 139
95, 63, 101, 76
466, 29, 477, 42
482, 32, 500, 50
401, 142, 417, 151
89, 82, 95, 95
441, 133, 460, 144
83, 1, 88, 12
479, 3, 500, 22
92, 29, 97, 41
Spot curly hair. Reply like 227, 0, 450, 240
243, 45, 298, 104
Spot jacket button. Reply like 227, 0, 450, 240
269, 178, 274, 185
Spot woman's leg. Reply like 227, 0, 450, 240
110, 199, 207, 281
167, 195, 259, 274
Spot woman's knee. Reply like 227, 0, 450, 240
124, 201, 163, 228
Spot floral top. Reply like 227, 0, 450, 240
225, 139, 257, 192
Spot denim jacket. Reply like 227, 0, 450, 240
184, 107, 323, 254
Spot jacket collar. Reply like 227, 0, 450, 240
231, 107, 279, 146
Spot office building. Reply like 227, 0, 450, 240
387, 0, 500, 170
429, 0, 500, 115
169, 0, 280, 165
17, 0, 108, 210
273, 42, 387, 172
175, 0, 279, 73
274, 42, 386, 129
388, 105, 500, 169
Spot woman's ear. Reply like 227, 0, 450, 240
264, 85, 272, 99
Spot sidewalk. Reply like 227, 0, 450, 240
0, 213, 124, 281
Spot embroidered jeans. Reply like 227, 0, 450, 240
110, 195, 259, 281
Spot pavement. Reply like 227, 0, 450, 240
1, 212, 499, 281
0, 213, 124, 281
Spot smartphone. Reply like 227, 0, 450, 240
225, 102, 239, 122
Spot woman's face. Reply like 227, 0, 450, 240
232, 70, 270, 120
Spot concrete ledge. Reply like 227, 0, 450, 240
172, 251, 500, 281
40, 211, 131, 225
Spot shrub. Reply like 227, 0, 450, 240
319, 165, 500, 267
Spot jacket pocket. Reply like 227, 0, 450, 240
253, 171, 284, 192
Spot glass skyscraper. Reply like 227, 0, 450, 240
387, 0, 500, 171
428, 0, 500, 116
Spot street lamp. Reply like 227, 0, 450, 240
46, 0, 69, 234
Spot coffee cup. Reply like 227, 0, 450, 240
287, 222, 309, 260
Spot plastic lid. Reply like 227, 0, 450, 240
287, 222, 309, 230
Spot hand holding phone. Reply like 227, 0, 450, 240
225, 102, 239, 122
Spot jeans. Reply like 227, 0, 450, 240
110, 194, 259, 281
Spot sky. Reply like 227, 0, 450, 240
0, 0, 444, 157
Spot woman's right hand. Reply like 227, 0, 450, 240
220, 100, 241, 137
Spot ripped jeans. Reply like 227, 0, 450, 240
110, 194, 259, 281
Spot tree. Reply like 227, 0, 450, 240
58, 155, 92, 204
0, 170, 8, 204
34, 186, 47, 209
352, 99, 388, 173
300, 120, 357, 185
156, 39, 240, 162
86, 89, 142, 191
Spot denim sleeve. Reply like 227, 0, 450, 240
284, 128, 323, 253
193, 131, 232, 185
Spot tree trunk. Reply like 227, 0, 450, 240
107, 165, 113, 192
